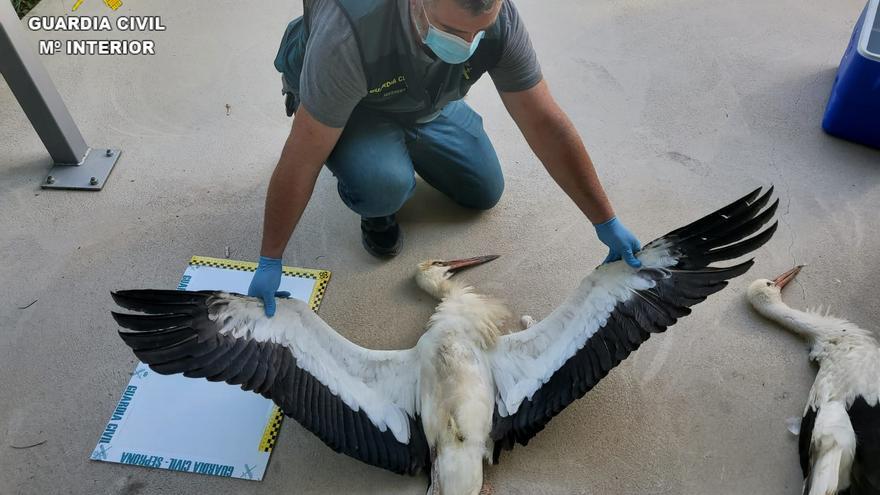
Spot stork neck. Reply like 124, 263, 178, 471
432, 277, 472, 301
757, 302, 827, 341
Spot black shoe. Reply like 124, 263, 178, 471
361, 214, 402, 258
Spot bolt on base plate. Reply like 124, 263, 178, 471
42, 147, 121, 190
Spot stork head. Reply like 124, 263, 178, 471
747, 265, 804, 309
415, 255, 499, 299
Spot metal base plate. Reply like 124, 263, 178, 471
42, 148, 121, 190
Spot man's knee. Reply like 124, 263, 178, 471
333, 162, 415, 217
456, 170, 504, 211
359, 172, 414, 217
327, 121, 415, 217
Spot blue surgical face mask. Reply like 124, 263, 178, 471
419, 2, 485, 64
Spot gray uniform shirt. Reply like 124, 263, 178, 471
299, 0, 542, 128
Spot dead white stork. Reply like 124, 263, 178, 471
111, 187, 778, 494
748, 266, 880, 495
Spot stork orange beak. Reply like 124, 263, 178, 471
772, 265, 804, 289
442, 255, 500, 274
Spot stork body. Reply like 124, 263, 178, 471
748, 268, 880, 495
111, 187, 778, 494
415, 259, 511, 494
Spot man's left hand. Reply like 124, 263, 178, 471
594, 217, 642, 268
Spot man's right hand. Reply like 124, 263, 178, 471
248, 256, 291, 317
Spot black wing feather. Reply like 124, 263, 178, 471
664, 187, 763, 240
848, 397, 880, 494
799, 406, 818, 478
111, 290, 430, 476
492, 187, 777, 462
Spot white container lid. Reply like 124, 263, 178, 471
859, 0, 880, 61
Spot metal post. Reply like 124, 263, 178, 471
0, 1, 120, 190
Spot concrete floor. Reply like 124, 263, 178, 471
2, 0, 879, 493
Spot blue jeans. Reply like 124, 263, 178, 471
325, 101, 504, 218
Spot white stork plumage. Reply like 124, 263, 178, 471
111, 187, 778, 495
747, 266, 880, 495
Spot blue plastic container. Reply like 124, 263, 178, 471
822, 0, 880, 149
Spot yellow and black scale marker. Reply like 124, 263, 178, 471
187, 256, 332, 452
259, 408, 285, 453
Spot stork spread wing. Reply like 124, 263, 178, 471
111, 291, 429, 475
490, 187, 778, 459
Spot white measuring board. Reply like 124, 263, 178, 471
91, 256, 331, 481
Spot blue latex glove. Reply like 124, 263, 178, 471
247, 256, 291, 317
594, 217, 642, 268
